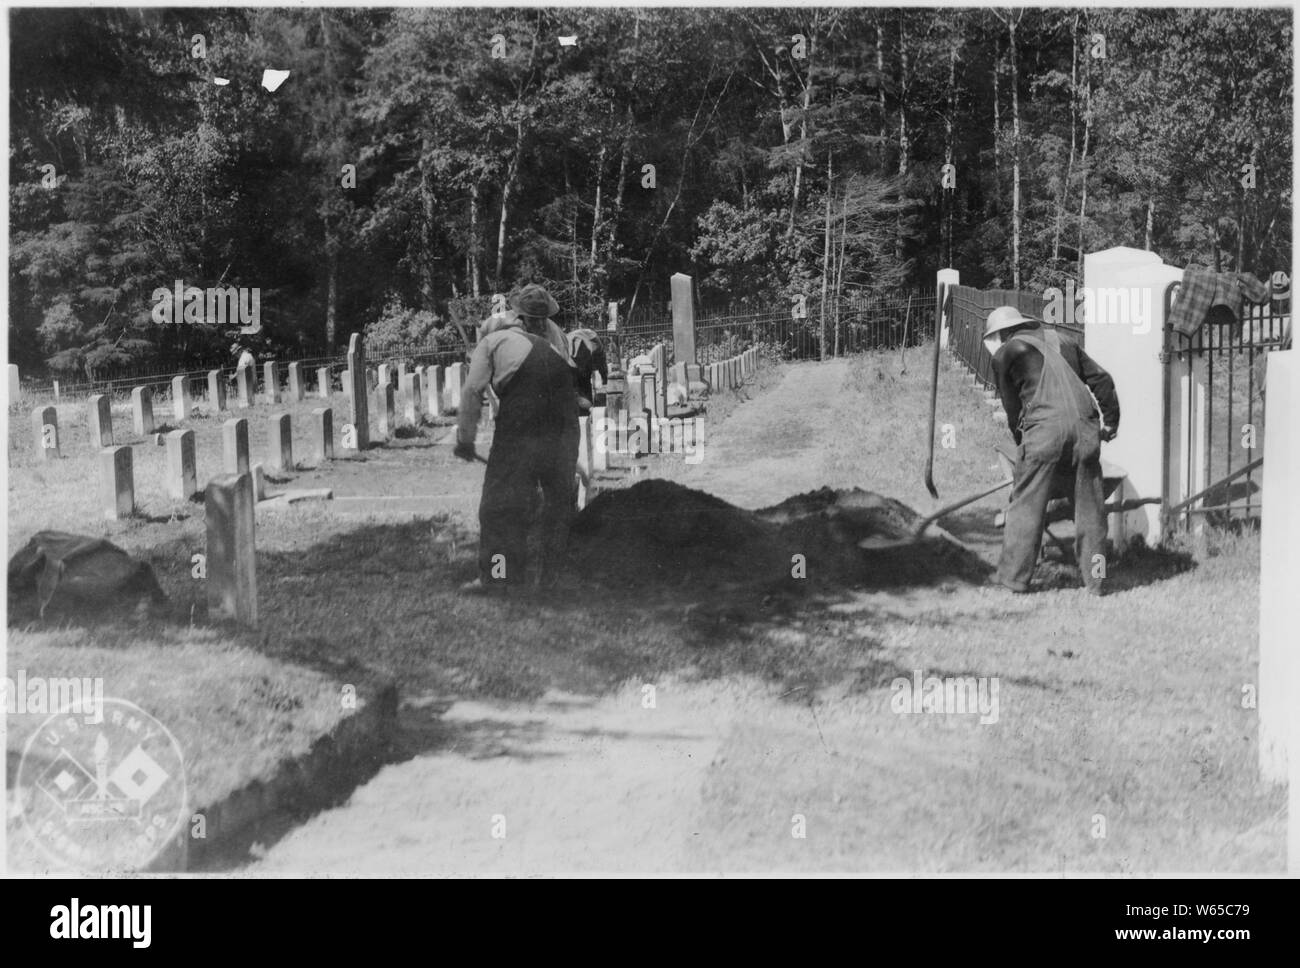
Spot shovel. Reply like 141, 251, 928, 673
858, 477, 1013, 551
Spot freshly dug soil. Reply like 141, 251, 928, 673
567, 479, 991, 595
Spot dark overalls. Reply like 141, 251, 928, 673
479, 333, 579, 589
567, 329, 608, 407
996, 329, 1107, 593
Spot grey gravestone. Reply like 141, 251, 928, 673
263, 361, 280, 404
32, 405, 60, 460
268, 413, 293, 472
100, 446, 134, 520
288, 362, 304, 402
205, 472, 257, 626
165, 429, 197, 500
312, 407, 334, 462
132, 387, 154, 436
171, 375, 190, 422
88, 394, 113, 447
222, 418, 249, 475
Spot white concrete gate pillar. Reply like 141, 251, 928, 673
1258, 349, 1298, 870
936, 268, 960, 348
1082, 247, 1183, 547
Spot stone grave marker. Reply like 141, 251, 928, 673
32, 406, 60, 460
99, 445, 134, 520
132, 387, 154, 436
89, 394, 113, 447
223, 417, 250, 475
165, 429, 197, 500
205, 472, 257, 626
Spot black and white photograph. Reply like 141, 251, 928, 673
2, 0, 1295, 901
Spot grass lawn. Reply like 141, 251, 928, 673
7, 347, 1284, 872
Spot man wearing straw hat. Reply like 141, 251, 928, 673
984, 306, 1120, 595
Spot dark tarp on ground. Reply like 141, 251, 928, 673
8, 531, 167, 620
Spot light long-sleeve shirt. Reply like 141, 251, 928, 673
457, 318, 572, 445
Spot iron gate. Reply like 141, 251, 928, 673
1160, 280, 1291, 535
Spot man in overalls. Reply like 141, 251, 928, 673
455, 285, 579, 593
985, 306, 1121, 594
566, 326, 608, 412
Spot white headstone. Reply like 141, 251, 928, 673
165, 429, 197, 500
171, 375, 190, 422
132, 387, 155, 436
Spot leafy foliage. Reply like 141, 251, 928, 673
8, 8, 1291, 378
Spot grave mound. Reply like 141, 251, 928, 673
566, 479, 990, 593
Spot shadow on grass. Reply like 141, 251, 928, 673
1033, 540, 1196, 593
11, 512, 987, 712
7, 509, 1002, 868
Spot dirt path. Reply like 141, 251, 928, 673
243, 355, 1281, 873
247, 362, 856, 874
251, 681, 740, 873
674, 359, 854, 508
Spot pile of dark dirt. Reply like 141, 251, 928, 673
566, 479, 991, 595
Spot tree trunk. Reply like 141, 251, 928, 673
1053, 14, 1079, 266
1145, 198, 1154, 252
495, 117, 525, 289
897, 14, 910, 178
566, 158, 579, 310
470, 182, 482, 297
992, 46, 1001, 197
1009, 15, 1021, 290
877, 23, 888, 171
788, 35, 813, 239
834, 186, 848, 357
1076, 42, 1092, 279
325, 235, 338, 354
608, 109, 632, 270
606, 15, 640, 288
1237, 144, 1255, 271
895, 13, 909, 265
820, 152, 833, 363
944, 37, 957, 267
419, 138, 437, 311
591, 143, 605, 272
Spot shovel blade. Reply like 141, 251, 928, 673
857, 534, 915, 551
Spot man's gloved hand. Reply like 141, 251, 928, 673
453, 441, 479, 463
1100, 425, 1117, 443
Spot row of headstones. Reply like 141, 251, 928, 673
193, 350, 470, 627
620, 348, 759, 419
577, 402, 702, 472
29, 359, 469, 459
93, 412, 339, 520
182, 402, 612, 629
704, 347, 759, 394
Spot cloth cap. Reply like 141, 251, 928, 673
509, 284, 559, 319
